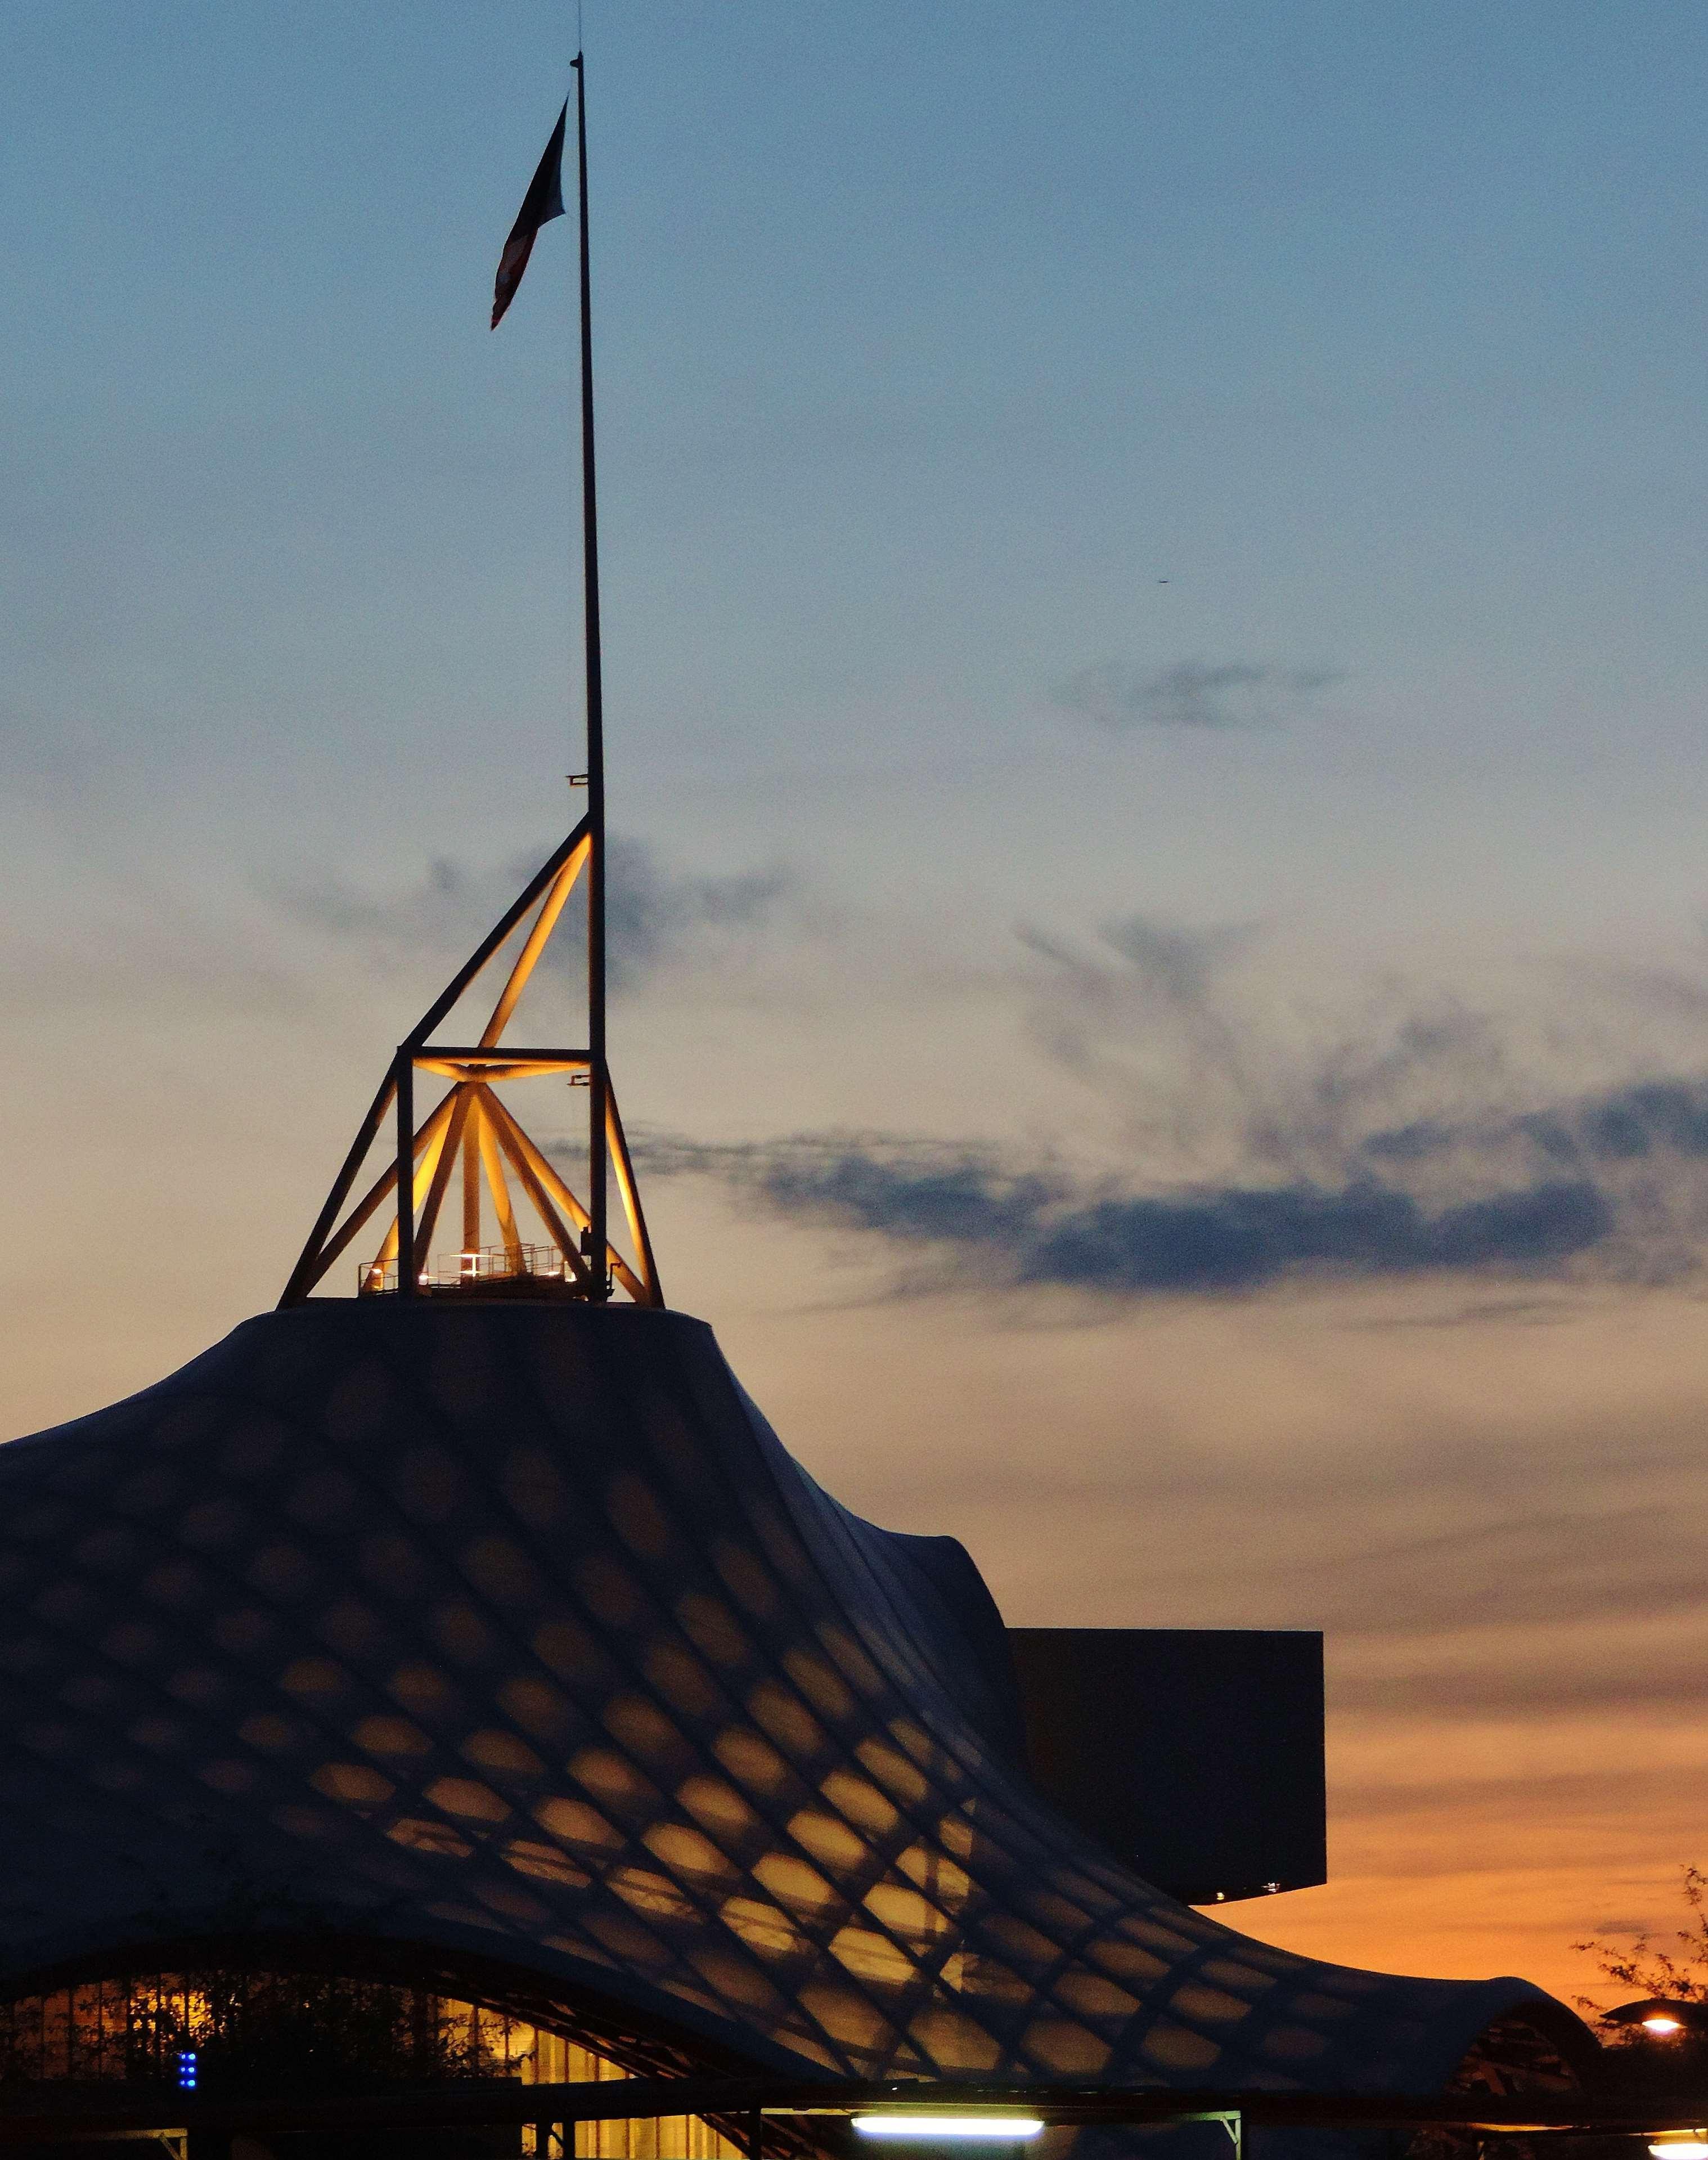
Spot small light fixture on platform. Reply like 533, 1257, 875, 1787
851, 2114, 1046, 2142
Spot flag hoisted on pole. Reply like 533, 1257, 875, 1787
280, 48, 660, 1310
484, 55, 612, 1295
491, 100, 567, 329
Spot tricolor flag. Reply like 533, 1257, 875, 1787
492, 101, 568, 329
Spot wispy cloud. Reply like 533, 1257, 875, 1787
284, 853, 506, 963
603, 838, 792, 994
1013, 913, 1532, 1206
277, 834, 801, 995
1053, 658, 1343, 730
640, 908, 1708, 1297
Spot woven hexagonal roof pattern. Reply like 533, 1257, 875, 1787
0, 1303, 1577, 2094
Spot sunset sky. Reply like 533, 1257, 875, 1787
8, 0, 1708, 2010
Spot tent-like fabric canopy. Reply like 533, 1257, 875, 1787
0, 1303, 1588, 2102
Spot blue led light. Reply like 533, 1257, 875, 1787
177, 2051, 197, 2091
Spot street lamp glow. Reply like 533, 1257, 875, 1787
1647, 2135, 1708, 2159
1645, 2015, 1687, 2036
851, 2117, 1046, 2142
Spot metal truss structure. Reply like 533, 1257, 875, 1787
278, 821, 660, 1310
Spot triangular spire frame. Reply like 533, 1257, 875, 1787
278, 819, 660, 1309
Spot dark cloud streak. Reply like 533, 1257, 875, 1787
1022, 1176, 1610, 1291
1361, 1077, 1708, 1177
1054, 658, 1343, 731
641, 1133, 1614, 1294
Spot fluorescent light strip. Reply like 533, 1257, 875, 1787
851, 2117, 1046, 2141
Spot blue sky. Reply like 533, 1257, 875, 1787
11, 1, 1708, 837
10, 1, 1708, 2000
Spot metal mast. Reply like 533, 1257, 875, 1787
573, 52, 610, 1299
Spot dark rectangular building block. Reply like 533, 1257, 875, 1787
1006, 1628, 1326, 1905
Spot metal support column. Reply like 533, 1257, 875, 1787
395, 1049, 415, 1297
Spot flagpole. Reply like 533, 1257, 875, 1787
573, 51, 610, 1299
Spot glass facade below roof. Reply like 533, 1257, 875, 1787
0, 1969, 741, 2158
